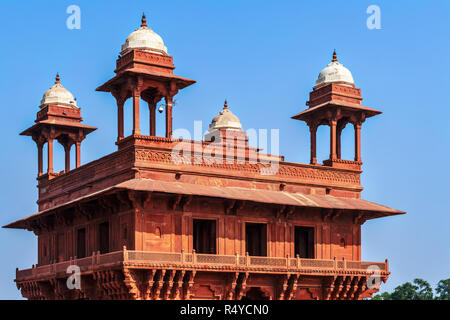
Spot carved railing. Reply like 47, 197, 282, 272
16, 248, 389, 281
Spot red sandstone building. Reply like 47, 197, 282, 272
4, 15, 404, 300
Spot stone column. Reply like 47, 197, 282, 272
75, 141, 81, 168
132, 88, 140, 136
64, 144, 71, 172
329, 119, 337, 161
149, 101, 156, 136
165, 96, 173, 138
309, 124, 317, 165
354, 122, 362, 162
47, 138, 54, 174
37, 142, 43, 176
117, 99, 124, 141
336, 128, 342, 159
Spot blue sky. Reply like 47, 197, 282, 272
0, 0, 449, 299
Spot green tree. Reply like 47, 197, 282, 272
372, 278, 434, 300
412, 278, 433, 300
435, 279, 450, 300
390, 281, 421, 300
372, 291, 392, 300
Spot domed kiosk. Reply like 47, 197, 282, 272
20, 74, 96, 175
205, 100, 249, 146
97, 13, 195, 140
292, 51, 381, 168
208, 100, 243, 133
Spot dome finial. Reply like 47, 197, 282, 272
41, 73, 78, 108
121, 13, 168, 55
141, 13, 148, 28
316, 50, 354, 86
332, 49, 338, 62
224, 99, 228, 109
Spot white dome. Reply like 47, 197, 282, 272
208, 101, 243, 132
316, 51, 354, 86
40, 74, 78, 108
121, 14, 168, 55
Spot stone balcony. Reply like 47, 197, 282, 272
16, 248, 389, 282
15, 248, 389, 300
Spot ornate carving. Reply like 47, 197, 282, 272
161, 270, 176, 300
134, 149, 361, 187
235, 272, 249, 300
275, 205, 295, 220
123, 268, 140, 299
93, 270, 130, 300
183, 270, 196, 300
225, 272, 239, 300
181, 195, 193, 211
171, 270, 186, 300
152, 269, 166, 300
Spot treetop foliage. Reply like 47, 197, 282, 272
372, 278, 450, 300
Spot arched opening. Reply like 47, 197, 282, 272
339, 122, 355, 161
316, 124, 330, 164
52, 141, 65, 174
43, 142, 48, 173
123, 98, 133, 138
54, 142, 66, 173
70, 145, 76, 170
120, 95, 168, 138
140, 97, 150, 136
155, 100, 166, 137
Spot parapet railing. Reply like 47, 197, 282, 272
16, 248, 388, 281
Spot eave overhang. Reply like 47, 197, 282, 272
3, 178, 405, 230
96, 69, 196, 93
20, 119, 97, 136
292, 100, 382, 121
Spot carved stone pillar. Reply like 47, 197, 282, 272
149, 101, 156, 136
165, 95, 173, 138
47, 138, 54, 174
309, 123, 318, 165
132, 88, 141, 136
354, 122, 362, 162
75, 141, 81, 168
37, 142, 43, 176
112, 86, 127, 141
117, 99, 125, 140
64, 144, 71, 172
336, 127, 342, 159
329, 119, 337, 161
